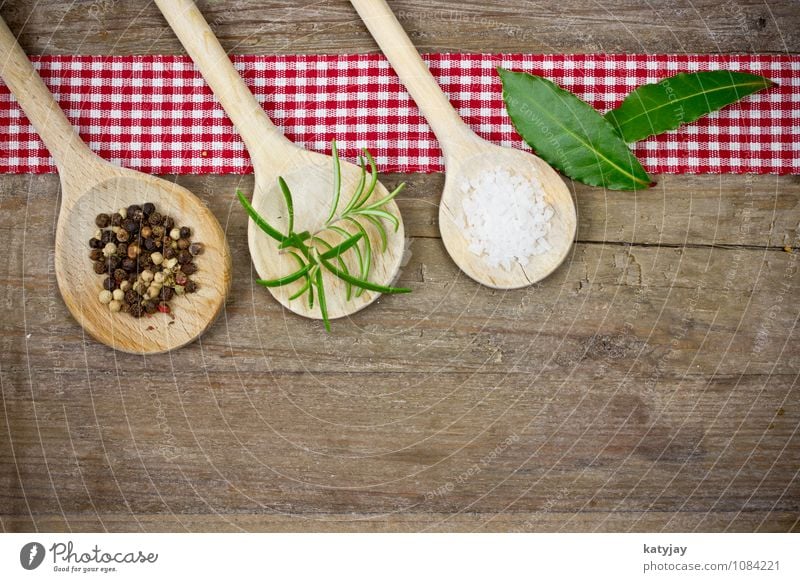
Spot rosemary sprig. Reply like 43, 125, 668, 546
237, 139, 409, 331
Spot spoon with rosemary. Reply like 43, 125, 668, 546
0, 14, 231, 353
155, 0, 408, 326
350, 0, 577, 289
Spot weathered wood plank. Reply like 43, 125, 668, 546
1, 0, 796, 55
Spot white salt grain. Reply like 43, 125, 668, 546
461, 168, 554, 270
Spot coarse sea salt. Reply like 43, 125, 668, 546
461, 168, 554, 270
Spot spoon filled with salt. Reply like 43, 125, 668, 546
350, 0, 576, 289
0, 14, 231, 354
155, 0, 406, 322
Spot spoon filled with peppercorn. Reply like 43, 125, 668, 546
0, 15, 231, 354
155, 0, 406, 323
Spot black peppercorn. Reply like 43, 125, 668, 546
93, 261, 107, 274
143, 300, 157, 315
177, 250, 192, 264
89, 249, 104, 261
151, 225, 165, 239
124, 290, 139, 305
148, 212, 162, 226
116, 243, 127, 257
189, 243, 204, 256
122, 258, 137, 272
143, 202, 156, 216
123, 219, 138, 234
127, 204, 141, 216
143, 238, 158, 252
176, 238, 190, 250
179, 226, 191, 238
131, 208, 144, 223
128, 303, 145, 318
105, 255, 120, 271
95, 213, 110, 228
115, 229, 129, 242
113, 268, 127, 282
159, 287, 174, 301
163, 247, 177, 260
100, 230, 115, 244
141, 225, 152, 239
89, 237, 103, 249
185, 280, 198, 294
103, 277, 116, 291
181, 262, 197, 276
163, 216, 175, 230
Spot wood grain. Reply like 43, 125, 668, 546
0, 0, 798, 533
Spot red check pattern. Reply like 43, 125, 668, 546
0, 54, 797, 175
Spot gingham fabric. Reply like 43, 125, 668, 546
0, 54, 797, 175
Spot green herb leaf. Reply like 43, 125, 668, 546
326, 139, 341, 223
237, 189, 287, 243
319, 232, 364, 260
278, 177, 295, 234
256, 263, 312, 288
314, 269, 331, 332
320, 258, 411, 294
605, 71, 775, 142
498, 68, 653, 191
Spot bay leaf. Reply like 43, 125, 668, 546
498, 68, 653, 191
605, 70, 775, 142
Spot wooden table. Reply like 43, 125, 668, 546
1, 0, 798, 533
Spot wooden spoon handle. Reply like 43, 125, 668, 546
349, 0, 475, 156
0, 16, 97, 174
154, 0, 297, 165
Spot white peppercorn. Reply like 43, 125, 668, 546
112, 289, 124, 301
109, 300, 122, 312
98, 290, 113, 304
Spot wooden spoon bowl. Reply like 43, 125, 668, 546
59, 173, 230, 353
157, 0, 405, 322
0, 15, 231, 354
440, 142, 576, 288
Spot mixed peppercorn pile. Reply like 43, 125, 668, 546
88, 202, 202, 318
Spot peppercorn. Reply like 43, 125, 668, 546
127, 243, 141, 259
175, 271, 188, 286
189, 242, 204, 256
127, 204, 141, 216
184, 280, 198, 294
122, 258, 137, 272
159, 286, 174, 301
143, 238, 158, 252
141, 225, 152, 239
151, 225, 165, 239
113, 268, 127, 282
89, 237, 103, 249
163, 246, 177, 260
102, 277, 116, 291
101, 230, 115, 244
116, 243, 127, 257
181, 262, 197, 276
124, 290, 139, 305
177, 238, 190, 250
163, 216, 175, 230
111, 213, 123, 227
89, 248, 104, 261
116, 229, 129, 242
148, 212, 163, 226
177, 249, 192, 264
157, 302, 171, 314
140, 300, 156, 314
128, 303, 145, 318
105, 255, 120, 271
93, 261, 107, 274
123, 219, 138, 234
95, 213, 110, 228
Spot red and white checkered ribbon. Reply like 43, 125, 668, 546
0, 54, 797, 175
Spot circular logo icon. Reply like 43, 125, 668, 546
20, 542, 45, 570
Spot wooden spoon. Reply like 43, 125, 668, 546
155, 0, 406, 321
0, 15, 231, 354
350, 0, 576, 289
